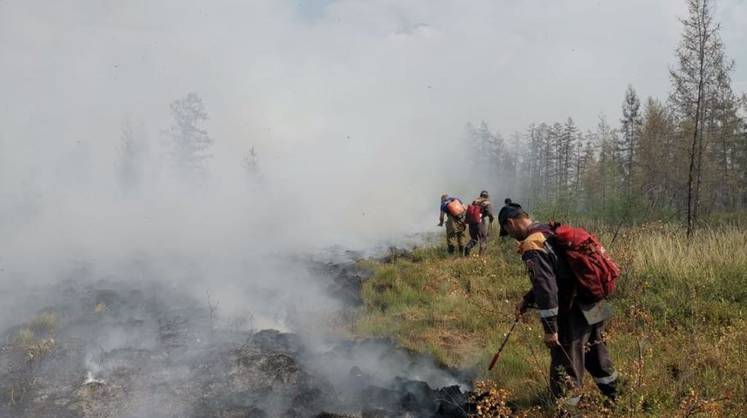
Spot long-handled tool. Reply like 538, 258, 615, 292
487, 318, 519, 371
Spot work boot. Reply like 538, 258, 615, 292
598, 371, 624, 401
464, 240, 477, 256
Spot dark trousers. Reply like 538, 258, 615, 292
464, 222, 488, 255
548, 306, 618, 399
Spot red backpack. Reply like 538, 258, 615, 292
533, 223, 621, 302
466, 204, 483, 224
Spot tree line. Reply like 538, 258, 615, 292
117, 92, 261, 192
467, 0, 746, 234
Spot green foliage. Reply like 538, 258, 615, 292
355, 222, 747, 416
30, 312, 59, 335
13, 328, 34, 347
12, 326, 56, 364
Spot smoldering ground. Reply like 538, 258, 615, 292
0, 254, 471, 417
0, 5, 477, 415
0, 63, 481, 411
1, 151, 478, 417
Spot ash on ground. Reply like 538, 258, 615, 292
0, 260, 472, 418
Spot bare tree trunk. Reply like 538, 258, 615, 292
694, 119, 705, 225
721, 129, 729, 208
686, 95, 701, 238
686, 3, 707, 239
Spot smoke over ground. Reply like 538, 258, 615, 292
1, 0, 481, 298
0, 6, 479, 417
0, 5, 486, 374
0, 3, 485, 416
1, 260, 470, 417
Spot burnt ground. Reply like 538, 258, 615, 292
0, 259, 473, 418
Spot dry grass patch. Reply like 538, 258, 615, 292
356, 222, 747, 416
30, 311, 59, 335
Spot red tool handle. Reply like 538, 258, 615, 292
487, 318, 519, 371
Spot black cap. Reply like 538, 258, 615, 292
479, 190, 489, 198
498, 198, 525, 236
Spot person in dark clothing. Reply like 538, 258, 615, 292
464, 190, 495, 256
498, 199, 619, 402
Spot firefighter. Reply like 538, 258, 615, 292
464, 190, 495, 256
498, 199, 619, 402
438, 194, 467, 255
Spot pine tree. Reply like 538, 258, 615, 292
595, 116, 616, 210
548, 122, 563, 200
560, 117, 578, 196
466, 121, 508, 188
118, 115, 146, 192
620, 85, 642, 191
167, 93, 213, 180
705, 85, 742, 210
243, 146, 260, 180
524, 124, 544, 206
578, 133, 597, 209
638, 98, 677, 208
669, 0, 735, 236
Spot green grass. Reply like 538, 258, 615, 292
355, 222, 747, 417
10, 312, 59, 366
30, 312, 59, 335
13, 328, 35, 347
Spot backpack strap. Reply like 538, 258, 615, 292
519, 232, 547, 254
527, 222, 556, 237
525, 223, 564, 259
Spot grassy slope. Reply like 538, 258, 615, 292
354, 222, 747, 417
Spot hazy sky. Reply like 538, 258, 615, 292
1, 0, 745, 143
1, 0, 746, 252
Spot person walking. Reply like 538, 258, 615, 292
498, 199, 619, 403
439, 194, 467, 255
464, 190, 495, 256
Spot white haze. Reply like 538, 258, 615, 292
2, 0, 747, 248
1, 0, 746, 378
